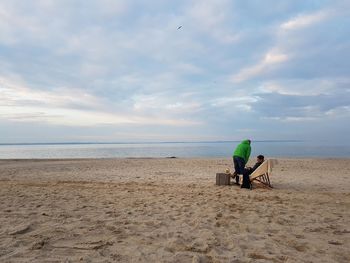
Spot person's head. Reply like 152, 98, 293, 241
256, 155, 264, 163
243, 139, 251, 145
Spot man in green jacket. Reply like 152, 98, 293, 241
232, 139, 251, 185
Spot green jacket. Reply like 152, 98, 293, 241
233, 140, 251, 164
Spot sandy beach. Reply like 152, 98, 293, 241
0, 158, 349, 262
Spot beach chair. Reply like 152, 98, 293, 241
249, 159, 277, 188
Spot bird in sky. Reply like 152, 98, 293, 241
177, 26, 182, 30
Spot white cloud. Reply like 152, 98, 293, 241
211, 96, 258, 106
258, 79, 340, 96
325, 106, 350, 118
230, 9, 335, 84
0, 77, 103, 109
132, 93, 203, 116
0, 105, 197, 126
231, 50, 288, 83
0, 77, 200, 126
280, 11, 330, 31
261, 116, 319, 122
264, 52, 288, 64
210, 95, 259, 113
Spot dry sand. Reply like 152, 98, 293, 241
0, 158, 349, 262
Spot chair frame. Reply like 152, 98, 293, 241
249, 160, 275, 189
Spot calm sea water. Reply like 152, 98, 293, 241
0, 141, 349, 159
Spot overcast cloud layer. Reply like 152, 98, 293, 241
0, 0, 349, 143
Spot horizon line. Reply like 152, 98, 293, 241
0, 140, 304, 146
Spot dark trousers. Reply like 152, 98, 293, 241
241, 169, 252, 189
233, 156, 245, 184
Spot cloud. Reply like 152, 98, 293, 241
261, 116, 319, 122
0, 76, 200, 126
210, 96, 259, 113
0, 77, 103, 109
325, 106, 350, 118
230, 50, 288, 83
0, 0, 349, 142
280, 11, 330, 31
258, 78, 348, 96
252, 83, 350, 122
229, 6, 348, 84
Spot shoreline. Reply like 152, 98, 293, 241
0, 156, 349, 160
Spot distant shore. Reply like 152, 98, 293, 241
0, 158, 349, 262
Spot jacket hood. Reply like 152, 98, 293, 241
241, 139, 251, 145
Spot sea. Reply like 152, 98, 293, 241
0, 141, 349, 159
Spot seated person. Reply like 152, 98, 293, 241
241, 155, 265, 189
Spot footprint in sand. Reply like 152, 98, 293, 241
287, 240, 308, 252
328, 240, 343, 245
333, 229, 350, 235
248, 253, 270, 260
8, 223, 32, 235
31, 237, 49, 250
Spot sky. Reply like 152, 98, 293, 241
0, 0, 349, 143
